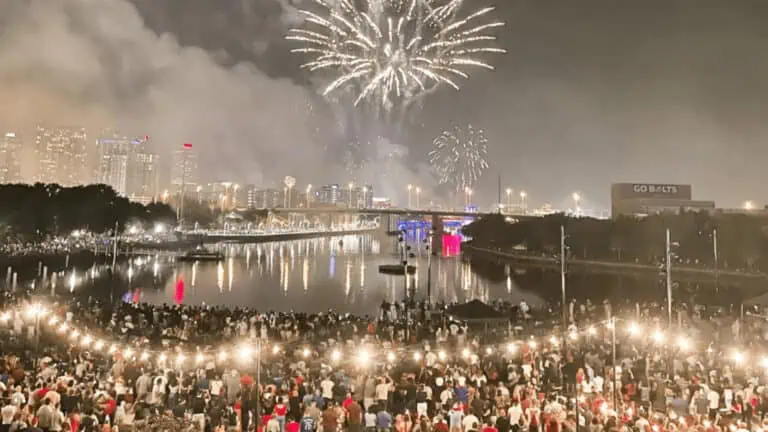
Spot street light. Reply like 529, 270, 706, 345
233, 184, 240, 208
415, 187, 421, 209
362, 186, 368, 208
519, 191, 527, 213
348, 182, 354, 208
744, 200, 755, 210
407, 184, 413, 208
196, 185, 202, 203
306, 184, 313, 209
572, 192, 581, 215
505, 188, 513, 210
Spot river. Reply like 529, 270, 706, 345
31, 232, 762, 315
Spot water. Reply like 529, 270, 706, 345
59, 233, 761, 315
91, 233, 544, 316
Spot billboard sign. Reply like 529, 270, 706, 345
613, 183, 691, 200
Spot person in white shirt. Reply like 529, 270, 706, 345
375, 378, 390, 406
508, 401, 524, 432
320, 377, 335, 403
462, 413, 479, 432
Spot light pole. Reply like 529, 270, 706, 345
712, 228, 719, 289
610, 317, 617, 410
464, 187, 473, 208
560, 225, 567, 340
519, 191, 527, 214
572, 192, 581, 216
505, 188, 512, 210
284, 176, 296, 208
665, 228, 674, 328
362, 186, 368, 208
196, 185, 202, 203
233, 184, 240, 208
306, 185, 312, 208
407, 184, 413, 208
415, 187, 421, 209
348, 182, 354, 208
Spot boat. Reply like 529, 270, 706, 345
378, 264, 417, 275
177, 249, 225, 262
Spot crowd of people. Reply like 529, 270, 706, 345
0, 291, 764, 432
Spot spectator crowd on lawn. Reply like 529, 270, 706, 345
0, 291, 764, 432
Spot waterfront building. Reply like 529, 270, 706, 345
0, 133, 22, 183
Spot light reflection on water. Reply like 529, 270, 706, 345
105, 234, 542, 315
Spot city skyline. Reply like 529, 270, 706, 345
0, 1, 765, 209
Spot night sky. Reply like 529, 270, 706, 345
0, 0, 766, 209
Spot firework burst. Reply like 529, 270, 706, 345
286, 0, 505, 110
429, 124, 489, 192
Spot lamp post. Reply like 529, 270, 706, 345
415, 187, 421, 209
348, 182, 354, 208
712, 228, 719, 290
284, 176, 296, 208
407, 184, 413, 208
519, 191, 527, 213
233, 184, 240, 208
196, 185, 202, 203
572, 192, 581, 216
665, 229, 674, 328
464, 187, 473, 208
506, 188, 512, 210
306, 185, 313, 209
610, 317, 617, 410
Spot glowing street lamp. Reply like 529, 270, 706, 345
407, 184, 413, 208
505, 188, 513, 209
415, 187, 421, 209
464, 187, 473, 208
348, 182, 354, 208
361, 186, 368, 209
196, 185, 202, 203
306, 185, 313, 209
744, 200, 755, 210
519, 191, 527, 213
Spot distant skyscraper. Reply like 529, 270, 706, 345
35, 126, 88, 185
247, 187, 282, 209
128, 141, 159, 204
97, 133, 132, 195
0, 133, 22, 184
171, 144, 198, 194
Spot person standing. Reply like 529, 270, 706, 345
347, 399, 363, 432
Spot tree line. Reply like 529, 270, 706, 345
463, 211, 768, 272
0, 183, 175, 238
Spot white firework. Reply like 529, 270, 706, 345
429, 124, 489, 192
286, 0, 505, 110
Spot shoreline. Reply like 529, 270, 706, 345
463, 244, 767, 282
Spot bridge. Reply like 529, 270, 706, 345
246, 207, 538, 254
261, 207, 539, 220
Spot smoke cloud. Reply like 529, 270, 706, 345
0, 0, 332, 184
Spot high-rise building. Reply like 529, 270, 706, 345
316, 184, 373, 208
129, 144, 159, 204
0, 133, 23, 184
97, 134, 132, 195
35, 126, 88, 185
171, 144, 198, 195
247, 188, 282, 209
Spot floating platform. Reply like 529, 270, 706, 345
378, 264, 417, 275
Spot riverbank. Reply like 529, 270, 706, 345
463, 244, 767, 282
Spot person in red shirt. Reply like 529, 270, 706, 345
275, 397, 289, 432
286, 416, 300, 432
342, 393, 354, 410
482, 420, 499, 432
